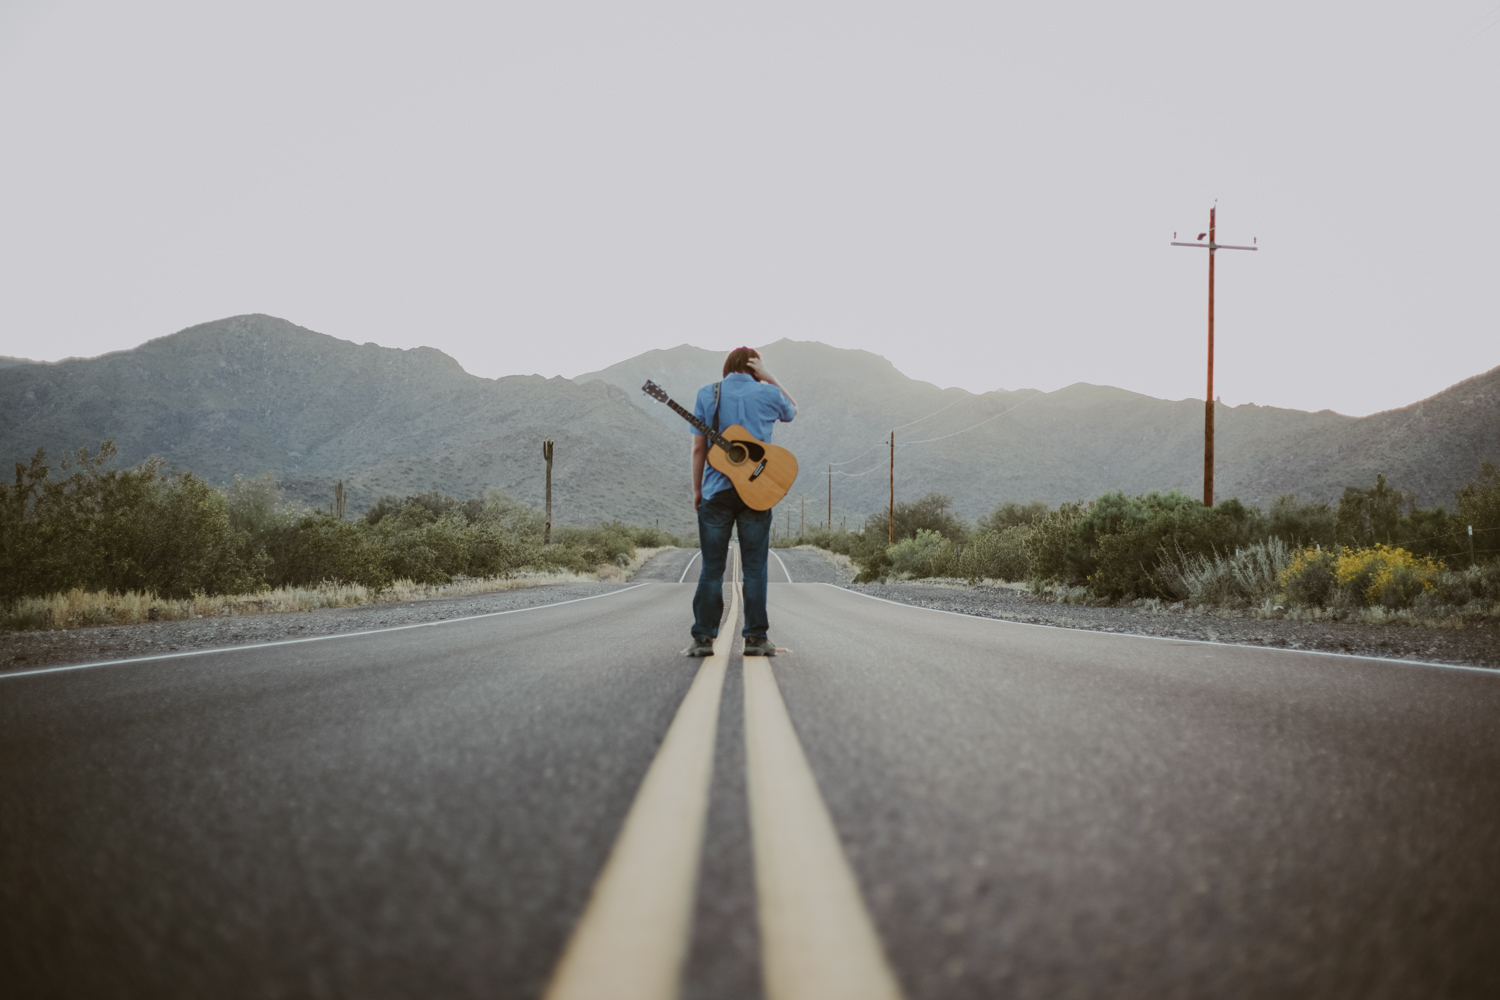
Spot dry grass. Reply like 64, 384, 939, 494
1, 548, 676, 632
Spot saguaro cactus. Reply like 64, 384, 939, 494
542, 440, 554, 544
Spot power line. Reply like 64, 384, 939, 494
828, 395, 975, 466
899, 392, 1044, 445
890, 394, 968, 431
832, 456, 890, 478
828, 390, 1042, 468
828, 442, 890, 468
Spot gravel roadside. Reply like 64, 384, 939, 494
0, 582, 634, 674
846, 581, 1500, 670
8, 548, 1495, 673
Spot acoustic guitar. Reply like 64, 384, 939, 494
642, 379, 799, 510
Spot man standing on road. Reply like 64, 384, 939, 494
688, 347, 797, 657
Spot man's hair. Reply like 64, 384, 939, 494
723, 346, 761, 378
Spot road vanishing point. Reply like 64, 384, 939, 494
3, 548, 1498, 999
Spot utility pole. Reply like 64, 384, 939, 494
888, 431, 895, 544
1171, 204, 1257, 506
542, 439, 554, 544
828, 465, 832, 530
800, 496, 804, 536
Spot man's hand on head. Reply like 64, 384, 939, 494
747, 356, 796, 412
746, 357, 773, 384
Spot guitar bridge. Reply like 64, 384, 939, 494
748, 460, 767, 481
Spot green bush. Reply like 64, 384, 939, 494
1453, 461, 1500, 563
3, 444, 689, 608
1, 443, 258, 601
977, 500, 1048, 533
262, 513, 391, 589
954, 525, 1032, 582
1265, 494, 1337, 549
862, 493, 968, 546
1023, 500, 1088, 585
772, 524, 858, 555
888, 529, 953, 578
1279, 546, 1337, 607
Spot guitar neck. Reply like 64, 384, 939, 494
664, 397, 730, 450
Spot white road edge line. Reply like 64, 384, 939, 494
771, 550, 793, 583
743, 595, 905, 1000
0, 584, 652, 681
677, 550, 701, 584
819, 583, 1499, 676
545, 547, 740, 1000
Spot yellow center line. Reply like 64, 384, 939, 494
743, 632, 905, 1000
544, 552, 741, 1000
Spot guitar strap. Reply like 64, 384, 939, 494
712, 381, 721, 435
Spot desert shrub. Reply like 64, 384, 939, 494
262, 512, 391, 589
1280, 546, 1338, 607
955, 525, 1032, 582
2, 445, 686, 622
1334, 545, 1444, 608
1279, 544, 1446, 610
94, 468, 259, 598
847, 529, 894, 582
1081, 492, 1251, 600
1329, 474, 1465, 562
551, 521, 639, 568
365, 490, 487, 527
1453, 461, 1500, 563
1263, 494, 1336, 549
772, 524, 858, 555
888, 529, 953, 578
1442, 562, 1500, 605
1162, 538, 1292, 606
863, 492, 968, 545
977, 500, 1048, 533
370, 507, 475, 583
1336, 474, 1409, 548
0, 443, 258, 602
1024, 500, 1089, 585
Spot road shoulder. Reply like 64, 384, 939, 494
846, 581, 1500, 670
0, 583, 637, 673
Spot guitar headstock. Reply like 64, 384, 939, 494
641, 380, 669, 402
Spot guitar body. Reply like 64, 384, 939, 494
638, 381, 799, 511
706, 424, 799, 510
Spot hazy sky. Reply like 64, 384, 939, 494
1, 2, 1496, 416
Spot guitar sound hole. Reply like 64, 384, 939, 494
728, 444, 748, 464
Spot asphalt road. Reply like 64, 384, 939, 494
4, 550, 1498, 999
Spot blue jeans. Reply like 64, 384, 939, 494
692, 489, 773, 640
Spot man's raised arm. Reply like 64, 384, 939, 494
746, 357, 797, 414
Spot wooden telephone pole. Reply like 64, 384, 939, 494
1171, 204, 1256, 506
541, 440, 554, 544
888, 431, 895, 543
827, 465, 832, 530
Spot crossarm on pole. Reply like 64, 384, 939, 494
1170, 242, 1257, 251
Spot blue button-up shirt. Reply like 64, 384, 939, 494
693, 372, 796, 501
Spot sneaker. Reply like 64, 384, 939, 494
687, 635, 716, 657
743, 636, 777, 657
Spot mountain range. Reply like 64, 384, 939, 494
3, 314, 1497, 534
